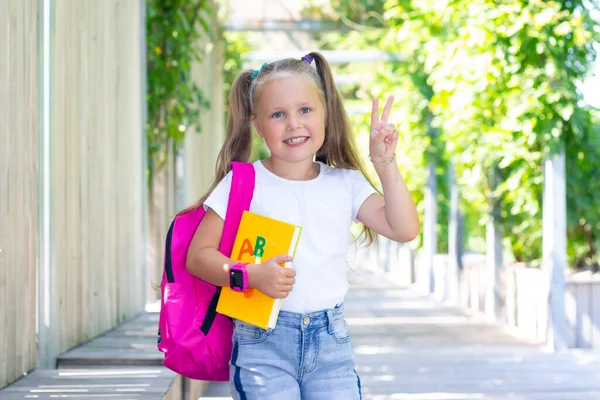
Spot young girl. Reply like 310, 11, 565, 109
186, 52, 419, 399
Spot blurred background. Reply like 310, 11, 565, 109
1, 0, 600, 394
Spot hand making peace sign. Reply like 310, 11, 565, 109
370, 96, 398, 165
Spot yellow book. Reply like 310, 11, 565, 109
216, 211, 302, 330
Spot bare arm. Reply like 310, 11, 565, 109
186, 207, 296, 298
357, 96, 420, 243
357, 164, 420, 243
186, 207, 235, 287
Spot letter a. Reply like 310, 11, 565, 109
236, 238, 254, 260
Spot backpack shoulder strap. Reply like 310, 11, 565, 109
200, 162, 255, 336
219, 161, 255, 257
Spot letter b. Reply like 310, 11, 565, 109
254, 236, 266, 258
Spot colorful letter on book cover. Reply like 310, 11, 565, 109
216, 211, 302, 330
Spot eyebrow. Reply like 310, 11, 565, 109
265, 102, 315, 112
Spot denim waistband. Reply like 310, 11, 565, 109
276, 304, 344, 330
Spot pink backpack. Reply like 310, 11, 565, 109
157, 162, 255, 381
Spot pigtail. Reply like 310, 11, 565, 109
310, 52, 379, 246
310, 52, 359, 169
215, 70, 254, 179
183, 70, 255, 211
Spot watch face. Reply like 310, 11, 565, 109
230, 269, 244, 289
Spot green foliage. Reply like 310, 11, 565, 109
146, 0, 213, 175
303, 0, 387, 29
306, 0, 600, 268
565, 108, 600, 271
223, 32, 251, 97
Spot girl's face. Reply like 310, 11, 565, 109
252, 74, 325, 164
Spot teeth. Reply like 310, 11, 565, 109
285, 137, 307, 144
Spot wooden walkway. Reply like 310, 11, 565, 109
3, 279, 600, 399
0, 368, 178, 399
201, 280, 600, 400
0, 313, 205, 399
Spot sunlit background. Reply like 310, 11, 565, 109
211, 0, 600, 270
2, 0, 600, 399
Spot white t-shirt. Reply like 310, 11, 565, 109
204, 160, 377, 314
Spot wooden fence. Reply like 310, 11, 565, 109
410, 250, 600, 349
0, 0, 39, 387
565, 273, 600, 349
50, 0, 146, 353
1, 0, 146, 387
364, 237, 600, 350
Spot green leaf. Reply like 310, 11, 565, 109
303, 0, 600, 267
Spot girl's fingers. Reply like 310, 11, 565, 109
374, 127, 388, 141
376, 124, 395, 138
380, 96, 395, 124
384, 123, 395, 132
371, 98, 380, 127
384, 130, 399, 144
372, 98, 396, 143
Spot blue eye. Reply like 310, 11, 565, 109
300, 107, 311, 114
272, 111, 284, 119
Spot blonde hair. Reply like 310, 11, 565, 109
188, 52, 379, 245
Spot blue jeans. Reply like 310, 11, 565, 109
229, 305, 362, 400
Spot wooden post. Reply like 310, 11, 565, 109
543, 150, 567, 350
423, 161, 437, 294
184, 25, 226, 207
447, 162, 461, 305
139, 0, 149, 308
37, 0, 57, 370
485, 167, 503, 320
485, 207, 503, 320
147, 149, 176, 304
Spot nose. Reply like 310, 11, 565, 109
286, 116, 301, 131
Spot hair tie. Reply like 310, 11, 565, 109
251, 63, 269, 80
301, 54, 313, 64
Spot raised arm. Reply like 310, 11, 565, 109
356, 96, 420, 243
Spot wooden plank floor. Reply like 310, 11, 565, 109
57, 313, 162, 368
201, 281, 600, 400
0, 313, 178, 399
0, 367, 177, 400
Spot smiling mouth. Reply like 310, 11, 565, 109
284, 137, 309, 145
